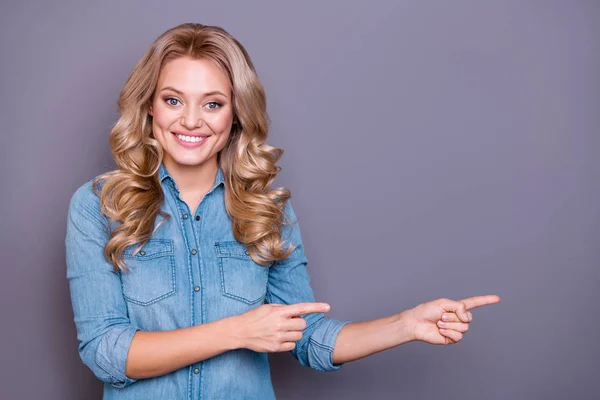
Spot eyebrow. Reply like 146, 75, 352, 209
159, 86, 228, 98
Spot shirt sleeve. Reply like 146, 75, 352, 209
65, 180, 142, 388
265, 199, 352, 372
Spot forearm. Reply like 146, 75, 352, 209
331, 309, 415, 365
126, 317, 239, 379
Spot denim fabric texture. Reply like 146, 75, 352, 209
65, 162, 351, 400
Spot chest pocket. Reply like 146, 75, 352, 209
215, 241, 269, 305
120, 239, 176, 306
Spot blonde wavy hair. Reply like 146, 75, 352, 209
93, 23, 294, 271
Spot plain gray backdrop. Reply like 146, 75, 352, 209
1, 1, 598, 399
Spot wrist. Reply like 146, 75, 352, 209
218, 315, 245, 351
391, 308, 417, 343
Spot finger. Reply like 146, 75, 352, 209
441, 312, 472, 323
280, 302, 331, 317
441, 300, 470, 323
282, 331, 303, 342
283, 317, 307, 332
439, 328, 463, 343
278, 342, 296, 352
460, 295, 501, 310
437, 320, 469, 333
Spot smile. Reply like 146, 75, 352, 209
171, 132, 210, 147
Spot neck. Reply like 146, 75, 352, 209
163, 155, 219, 196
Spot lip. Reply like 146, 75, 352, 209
171, 131, 211, 138
171, 131, 210, 148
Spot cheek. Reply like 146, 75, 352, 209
151, 108, 177, 144
152, 107, 175, 130
150, 118, 169, 147
207, 111, 234, 133
214, 131, 231, 152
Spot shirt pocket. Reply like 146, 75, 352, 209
215, 241, 269, 305
120, 239, 176, 306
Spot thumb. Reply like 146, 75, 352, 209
442, 299, 470, 323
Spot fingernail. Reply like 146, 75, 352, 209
442, 314, 450, 321
324, 305, 331, 311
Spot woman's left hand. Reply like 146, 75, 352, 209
408, 295, 501, 345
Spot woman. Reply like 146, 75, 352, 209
66, 22, 500, 399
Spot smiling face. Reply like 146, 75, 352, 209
148, 56, 234, 174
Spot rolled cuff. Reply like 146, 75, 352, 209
307, 318, 351, 372
95, 325, 142, 388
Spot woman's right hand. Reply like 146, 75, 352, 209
231, 302, 331, 353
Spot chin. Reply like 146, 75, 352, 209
168, 151, 215, 167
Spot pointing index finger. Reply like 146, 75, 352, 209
460, 295, 501, 310
280, 302, 331, 317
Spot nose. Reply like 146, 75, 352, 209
180, 107, 203, 130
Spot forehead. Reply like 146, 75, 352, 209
157, 57, 231, 96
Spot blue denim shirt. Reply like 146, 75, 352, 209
65, 162, 351, 400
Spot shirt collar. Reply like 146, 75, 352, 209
158, 161, 225, 192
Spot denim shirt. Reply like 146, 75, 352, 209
65, 162, 351, 400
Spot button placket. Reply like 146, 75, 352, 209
179, 200, 204, 326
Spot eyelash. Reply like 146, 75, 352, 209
164, 97, 222, 110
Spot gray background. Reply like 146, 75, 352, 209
1, 1, 598, 399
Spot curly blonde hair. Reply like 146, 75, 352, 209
93, 23, 294, 271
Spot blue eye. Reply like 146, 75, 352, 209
165, 97, 180, 106
163, 97, 221, 109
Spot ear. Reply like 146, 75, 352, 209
148, 105, 153, 117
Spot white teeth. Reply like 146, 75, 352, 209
176, 134, 205, 142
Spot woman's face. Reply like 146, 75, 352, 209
149, 56, 234, 172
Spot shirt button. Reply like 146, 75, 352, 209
195, 215, 201, 221
191, 249, 197, 255
139, 250, 146, 256
193, 368, 199, 374
194, 286, 200, 292
182, 214, 189, 219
